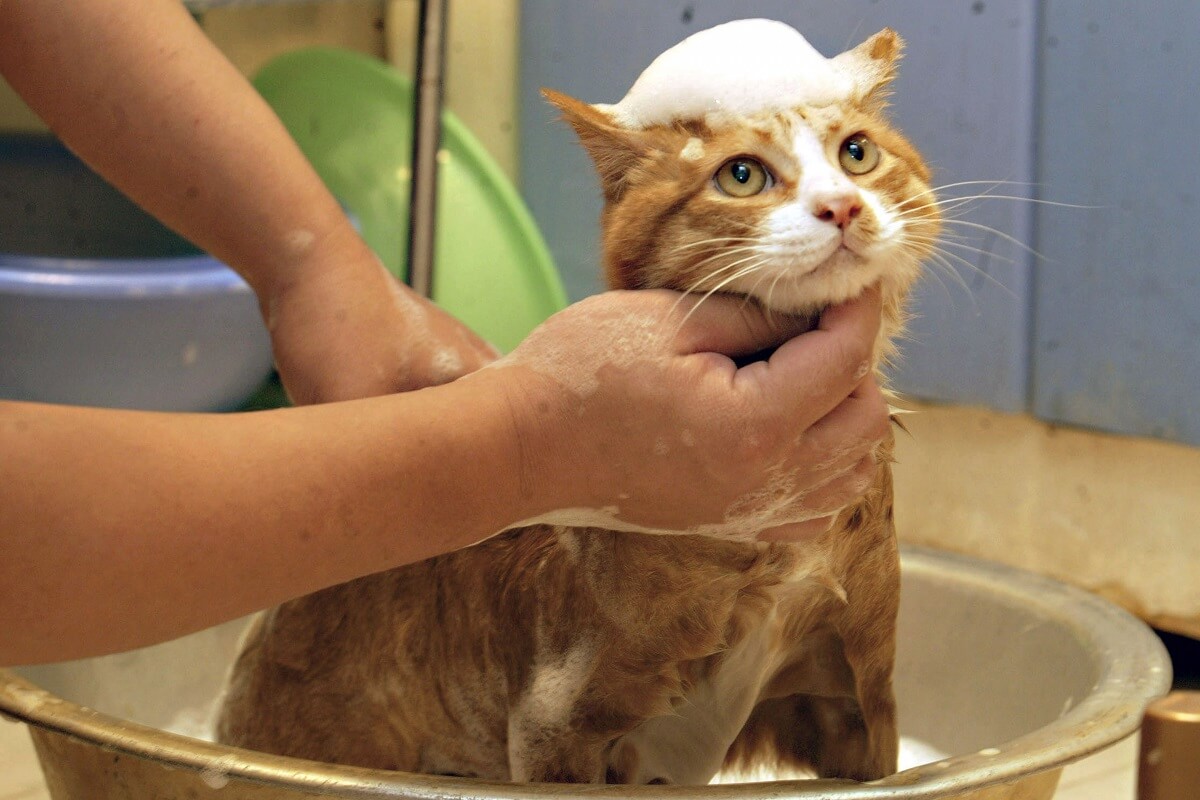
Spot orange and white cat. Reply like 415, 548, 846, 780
217, 20, 940, 785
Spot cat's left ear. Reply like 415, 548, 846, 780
832, 28, 904, 108
543, 88, 647, 203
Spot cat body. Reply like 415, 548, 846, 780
217, 21, 939, 785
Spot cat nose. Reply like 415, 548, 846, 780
813, 195, 863, 228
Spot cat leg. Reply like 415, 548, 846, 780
827, 498, 902, 778
505, 639, 609, 783
506, 714, 607, 783
722, 558, 900, 782
724, 692, 882, 781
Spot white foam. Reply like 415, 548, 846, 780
601, 19, 858, 129
488, 294, 670, 398
710, 736, 949, 783
163, 704, 217, 742
284, 229, 316, 253
509, 462, 820, 542
899, 736, 950, 769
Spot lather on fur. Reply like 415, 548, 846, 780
217, 21, 941, 785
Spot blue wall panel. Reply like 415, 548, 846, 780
519, 0, 1039, 411
1034, 1, 1200, 444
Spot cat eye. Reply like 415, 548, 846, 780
839, 134, 881, 175
714, 158, 771, 197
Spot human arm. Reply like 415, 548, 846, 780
0, 289, 885, 666
0, 0, 495, 402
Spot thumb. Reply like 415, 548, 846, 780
666, 291, 818, 358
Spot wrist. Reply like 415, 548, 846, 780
460, 363, 590, 528
257, 217, 386, 320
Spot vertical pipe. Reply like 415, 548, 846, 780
406, 0, 448, 299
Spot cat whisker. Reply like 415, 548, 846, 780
903, 194, 1099, 219
669, 236, 762, 252
671, 251, 768, 306
917, 243, 1017, 301
915, 250, 966, 307
676, 249, 770, 297
899, 179, 1038, 207
936, 219, 1045, 260
673, 259, 770, 333
904, 234, 1019, 267
682, 246, 768, 273
763, 266, 795, 319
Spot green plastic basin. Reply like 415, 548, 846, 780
253, 48, 567, 353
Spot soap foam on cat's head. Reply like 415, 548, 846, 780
600, 19, 859, 130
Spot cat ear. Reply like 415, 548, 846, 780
542, 88, 646, 202
832, 28, 904, 107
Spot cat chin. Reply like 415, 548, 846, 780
744, 274, 879, 316
727, 249, 886, 316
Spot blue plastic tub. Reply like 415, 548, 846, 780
0, 135, 272, 411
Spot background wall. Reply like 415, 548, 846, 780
1033, 1, 1200, 443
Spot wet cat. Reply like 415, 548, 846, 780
217, 20, 940, 785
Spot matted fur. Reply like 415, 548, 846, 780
217, 27, 940, 785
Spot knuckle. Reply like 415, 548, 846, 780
864, 408, 891, 442
848, 456, 879, 495
832, 333, 874, 377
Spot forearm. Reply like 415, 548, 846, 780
0, 0, 371, 300
0, 371, 534, 665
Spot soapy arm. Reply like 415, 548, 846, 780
0, 290, 886, 665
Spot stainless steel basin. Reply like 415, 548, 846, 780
0, 546, 1171, 799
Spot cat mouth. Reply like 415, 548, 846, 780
810, 243, 863, 274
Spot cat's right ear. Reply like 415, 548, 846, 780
543, 88, 646, 203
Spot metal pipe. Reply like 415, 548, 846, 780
406, 0, 449, 299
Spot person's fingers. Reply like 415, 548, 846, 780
666, 291, 818, 358
804, 376, 891, 458
736, 286, 883, 428
756, 450, 879, 543
798, 451, 879, 513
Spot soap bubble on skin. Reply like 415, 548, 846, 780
430, 348, 464, 382
511, 460, 830, 543
490, 295, 672, 399
283, 228, 316, 254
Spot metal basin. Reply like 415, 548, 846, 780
0, 546, 1171, 799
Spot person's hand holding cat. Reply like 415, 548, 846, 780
492, 285, 889, 542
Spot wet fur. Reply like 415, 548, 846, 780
217, 28, 939, 785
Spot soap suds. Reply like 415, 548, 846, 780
680, 137, 706, 161
284, 229, 316, 253
711, 736, 948, 782
430, 348, 464, 381
510, 461, 825, 542
899, 736, 950, 769
600, 19, 858, 130
490, 294, 671, 398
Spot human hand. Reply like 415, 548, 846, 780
264, 247, 499, 405
490, 286, 889, 543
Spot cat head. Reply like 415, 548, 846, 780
545, 21, 940, 358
